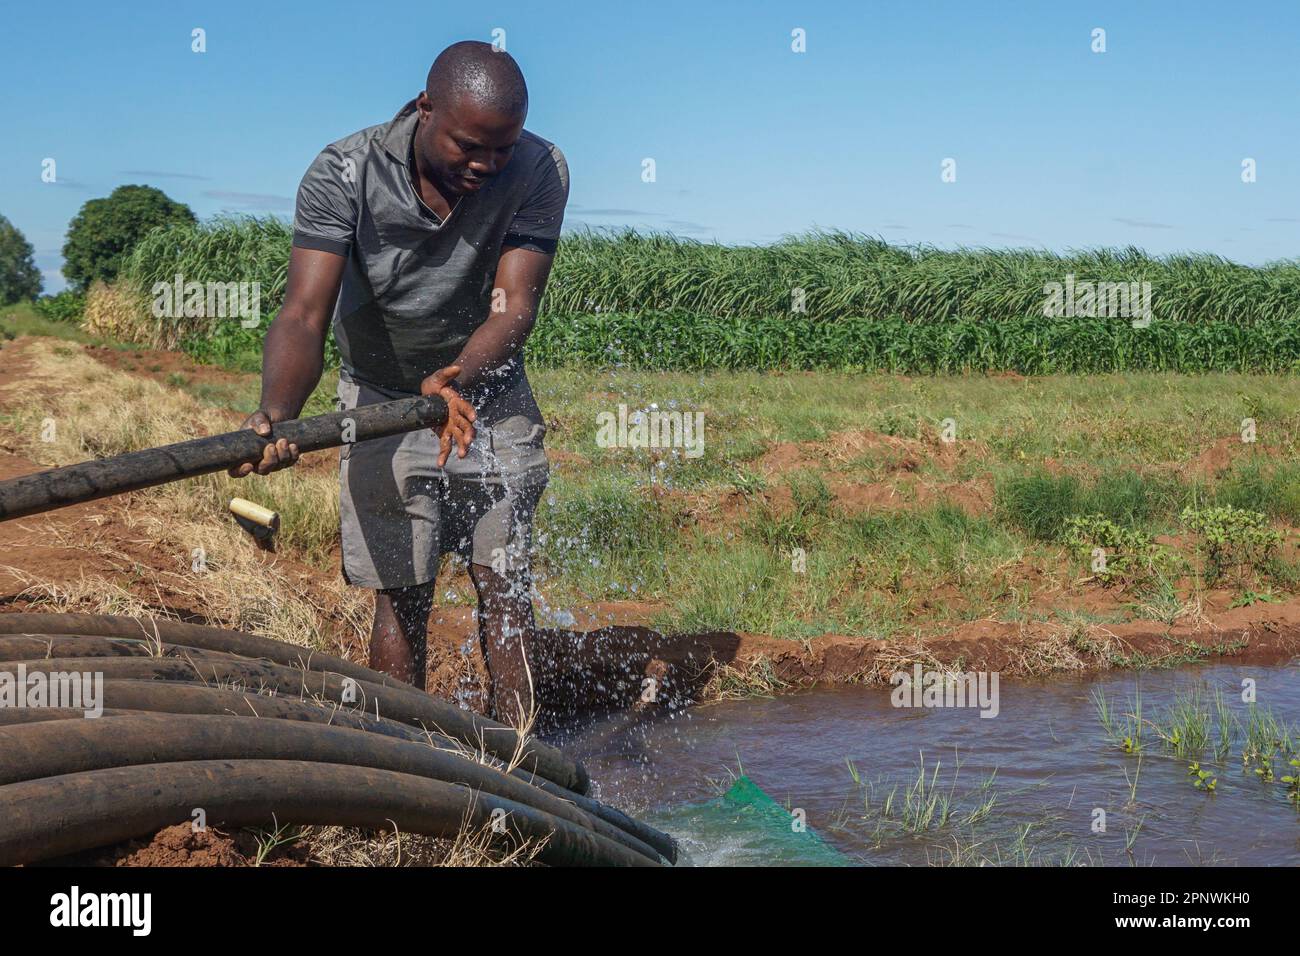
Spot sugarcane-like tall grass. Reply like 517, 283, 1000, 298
104, 218, 1300, 373
547, 228, 1300, 325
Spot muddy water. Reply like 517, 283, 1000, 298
555, 662, 1300, 866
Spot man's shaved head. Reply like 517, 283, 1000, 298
426, 40, 528, 118
412, 41, 530, 200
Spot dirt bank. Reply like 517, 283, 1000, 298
38, 824, 309, 867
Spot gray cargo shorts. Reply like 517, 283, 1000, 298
336, 370, 549, 590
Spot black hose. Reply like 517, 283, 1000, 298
0, 715, 663, 862
0, 760, 659, 867
0, 612, 401, 688
522, 774, 679, 863
0, 681, 676, 860
0, 707, 146, 724
0, 635, 254, 664
0, 679, 432, 739
0, 677, 676, 860
0, 394, 447, 521
5, 656, 589, 794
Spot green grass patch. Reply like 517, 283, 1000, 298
995, 470, 1185, 542
534, 474, 677, 600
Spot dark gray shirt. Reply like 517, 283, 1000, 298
292, 98, 569, 395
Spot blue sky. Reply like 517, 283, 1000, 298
3, 0, 1298, 292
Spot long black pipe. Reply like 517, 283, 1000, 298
0, 614, 667, 853
0, 715, 664, 862
0, 707, 146, 724
0, 394, 447, 521
0, 635, 248, 664
5, 657, 590, 794
0, 680, 678, 861
0, 679, 429, 739
0, 613, 404, 688
0, 760, 660, 867
0, 613, 410, 686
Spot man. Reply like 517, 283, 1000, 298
230, 40, 568, 725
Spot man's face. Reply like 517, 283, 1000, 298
415, 91, 524, 196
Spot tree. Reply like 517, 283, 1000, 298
62, 185, 195, 291
0, 215, 42, 305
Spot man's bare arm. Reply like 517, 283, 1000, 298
419, 245, 553, 468
259, 246, 345, 421
228, 246, 342, 477
233, 245, 478, 478
446, 244, 556, 391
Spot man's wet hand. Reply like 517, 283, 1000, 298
227, 410, 301, 478
421, 365, 477, 468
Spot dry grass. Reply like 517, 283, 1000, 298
867, 644, 986, 685
81, 280, 157, 347
1004, 628, 1089, 675
5, 339, 340, 555
0, 339, 367, 657
0, 561, 170, 619
303, 813, 546, 867
697, 654, 789, 702
399, 668, 548, 787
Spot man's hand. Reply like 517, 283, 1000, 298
421, 365, 477, 468
227, 410, 301, 478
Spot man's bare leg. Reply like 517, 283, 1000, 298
468, 562, 537, 725
371, 582, 435, 690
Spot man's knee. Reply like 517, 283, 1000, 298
374, 582, 435, 632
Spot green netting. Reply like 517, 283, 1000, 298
651, 775, 854, 866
